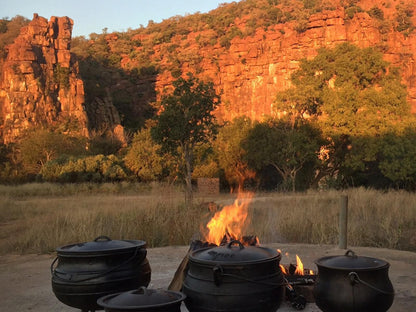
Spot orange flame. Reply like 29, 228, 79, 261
280, 264, 288, 275
294, 255, 304, 275
205, 192, 253, 245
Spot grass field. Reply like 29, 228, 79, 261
0, 183, 415, 254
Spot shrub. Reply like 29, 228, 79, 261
368, 6, 384, 20
40, 155, 129, 183
53, 64, 70, 89
395, 2, 415, 34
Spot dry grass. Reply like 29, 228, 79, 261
246, 188, 416, 251
0, 184, 415, 254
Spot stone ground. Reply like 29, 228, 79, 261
0, 243, 415, 312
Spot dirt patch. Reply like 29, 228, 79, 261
0, 244, 415, 311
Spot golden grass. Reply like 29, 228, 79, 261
246, 188, 416, 251
0, 184, 415, 254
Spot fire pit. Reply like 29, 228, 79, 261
280, 254, 317, 303
279, 255, 317, 310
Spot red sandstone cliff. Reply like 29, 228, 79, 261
0, 14, 88, 143
110, 0, 415, 122
1, 0, 416, 143
149, 4, 416, 120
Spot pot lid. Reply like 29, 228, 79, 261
315, 250, 389, 270
56, 236, 146, 255
190, 240, 280, 264
97, 287, 185, 309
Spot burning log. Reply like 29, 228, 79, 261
219, 233, 259, 246
241, 235, 260, 246
280, 261, 317, 303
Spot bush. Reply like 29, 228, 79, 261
368, 6, 384, 20
40, 155, 129, 183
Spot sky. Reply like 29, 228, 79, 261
1, 0, 239, 37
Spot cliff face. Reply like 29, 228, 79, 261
0, 14, 88, 143
1, 0, 416, 144
149, 5, 416, 121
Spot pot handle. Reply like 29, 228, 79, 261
348, 272, 395, 295
94, 235, 112, 242
345, 250, 357, 258
134, 286, 148, 295
226, 240, 245, 250
213, 265, 223, 286
50, 256, 59, 276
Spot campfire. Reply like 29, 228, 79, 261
169, 192, 317, 309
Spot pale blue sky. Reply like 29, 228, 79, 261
1, 0, 239, 37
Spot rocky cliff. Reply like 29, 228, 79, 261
102, 0, 415, 124
144, 1, 416, 121
1, 0, 416, 144
214, 8, 416, 120
0, 14, 88, 144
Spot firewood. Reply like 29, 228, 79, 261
168, 240, 215, 291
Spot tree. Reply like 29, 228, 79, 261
124, 128, 165, 182
17, 128, 86, 175
243, 119, 323, 191
379, 128, 416, 189
215, 117, 256, 190
274, 43, 413, 187
151, 74, 220, 205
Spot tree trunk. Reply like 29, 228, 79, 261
290, 171, 296, 192
184, 145, 193, 208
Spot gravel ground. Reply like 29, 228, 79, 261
0, 243, 415, 311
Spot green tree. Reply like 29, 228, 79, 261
274, 43, 413, 187
18, 129, 86, 174
378, 127, 416, 189
192, 142, 220, 179
215, 117, 256, 190
151, 74, 220, 205
243, 119, 323, 191
124, 128, 165, 182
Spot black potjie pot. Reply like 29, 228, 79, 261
51, 236, 151, 311
313, 250, 394, 312
97, 286, 186, 312
183, 240, 285, 312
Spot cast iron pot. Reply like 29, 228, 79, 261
313, 250, 394, 312
183, 240, 285, 312
51, 236, 151, 311
97, 286, 186, 312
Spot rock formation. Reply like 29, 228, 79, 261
1, 0, 415, 145
150, 5, 416, 121
0, 14, 88, 144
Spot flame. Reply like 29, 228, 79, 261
279, 253, 315, 276
294, 255, 304, 275
205, 192, 253, 245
